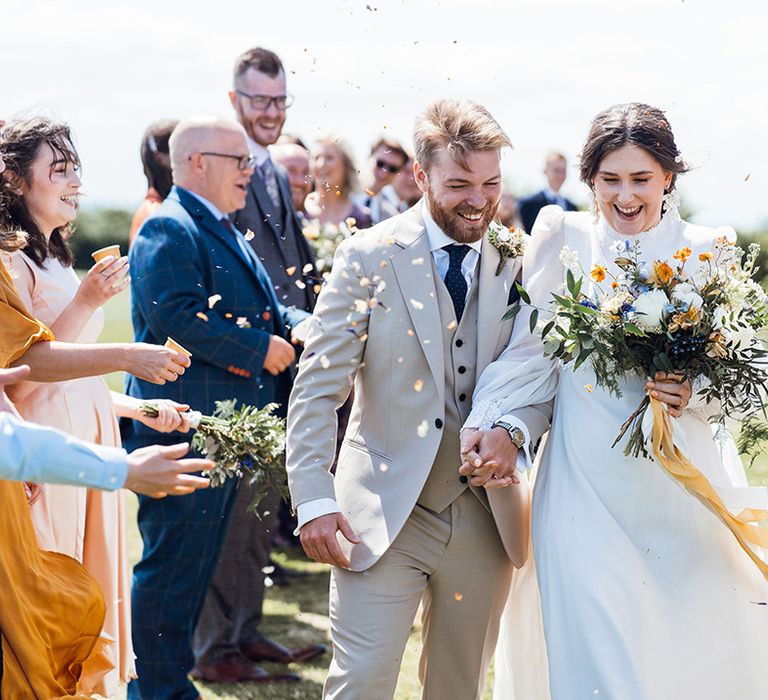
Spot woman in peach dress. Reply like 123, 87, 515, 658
1, 116, 190, 696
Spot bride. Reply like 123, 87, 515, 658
465, 103, 768, 699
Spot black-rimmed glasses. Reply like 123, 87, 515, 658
197, 152, 257, 171
235, 90, 294, 111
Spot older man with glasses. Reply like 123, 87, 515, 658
124, 116, 311, 699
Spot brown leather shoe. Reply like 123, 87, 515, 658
190, 653, 300, 683
240, 637, 327, 664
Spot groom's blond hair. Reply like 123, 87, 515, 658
413, 99, 511, 172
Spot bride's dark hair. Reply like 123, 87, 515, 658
579, 103, 690, 193
0, 117, 78, 267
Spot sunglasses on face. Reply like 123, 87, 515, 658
375, 159, 401, 175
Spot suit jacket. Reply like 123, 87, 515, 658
287, 205, 551, 571
123, 186, 307, 445
232, 161, 317, 313
519, 189, 577, 235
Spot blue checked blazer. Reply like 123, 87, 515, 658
123, 186, 308, 444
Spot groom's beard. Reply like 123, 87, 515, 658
426, 188, 497, 244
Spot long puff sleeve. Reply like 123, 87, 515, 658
465, 205, 567, 431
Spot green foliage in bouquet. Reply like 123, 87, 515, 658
142, 399, 287, 514
525, 236, 768, 458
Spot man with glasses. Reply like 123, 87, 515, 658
358, 135, 410, 223
125, 117, 310, 698
187, 48, 326, 687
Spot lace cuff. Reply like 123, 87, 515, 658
464, 399, 509, 431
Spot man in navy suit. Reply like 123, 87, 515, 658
518, 151, 578, 234
124, 117, 308, 699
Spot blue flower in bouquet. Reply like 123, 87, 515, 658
580, 299, 598, 310
241, 455, 254, 469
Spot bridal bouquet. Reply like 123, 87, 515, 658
141, 399, 287, 512
303, 217, 359, 277
531, 235, 768, 458
516, 235, 768, 576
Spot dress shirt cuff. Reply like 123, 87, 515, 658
495, 414, 533, 472
0, 413, 129, 489
295, 498, 341, 534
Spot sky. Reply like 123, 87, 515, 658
4, 0, 768, 230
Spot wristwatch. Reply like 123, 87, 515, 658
492, 421, 526, 449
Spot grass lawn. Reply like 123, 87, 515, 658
101, 283, 765, 699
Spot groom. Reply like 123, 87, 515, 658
287, 98, 551, 699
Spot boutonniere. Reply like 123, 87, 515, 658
487, 221, 526, 276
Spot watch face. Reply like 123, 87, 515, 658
511, 429, 525, 448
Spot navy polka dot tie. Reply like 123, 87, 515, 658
443, 243, 470, 322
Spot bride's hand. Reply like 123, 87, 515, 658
646, 372, 692, 418
459, 428, 520, 489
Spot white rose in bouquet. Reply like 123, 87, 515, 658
630, 289, 668, 332
671, 283, 703, 311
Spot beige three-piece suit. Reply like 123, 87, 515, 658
287, 204, 551, 699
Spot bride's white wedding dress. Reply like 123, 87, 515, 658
468, 205, 768, 700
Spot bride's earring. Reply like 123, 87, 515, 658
590, 190, 600, 223
661, 187, 680, 217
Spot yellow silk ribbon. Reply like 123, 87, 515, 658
650, 397, 768, 577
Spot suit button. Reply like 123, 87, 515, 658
435, 418, 443, 429
455, 338, 463, 347
459, 393, 467, 402
459, 475, 468, 484
458, 366, 466, 374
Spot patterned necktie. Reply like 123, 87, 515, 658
220, 217, 253, 266
443, 243, 470, 322
258, 157, 281, 209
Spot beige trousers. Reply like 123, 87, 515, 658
325, 490, 513, 700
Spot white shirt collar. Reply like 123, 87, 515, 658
247, 136, 271, 166
421, 199, 483, 254
179, 187, 227, 222
544, 187, 561, 201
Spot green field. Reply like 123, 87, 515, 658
102, 285, 765, 700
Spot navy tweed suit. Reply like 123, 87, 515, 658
124, 186, 306, 699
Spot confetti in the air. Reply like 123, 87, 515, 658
320, 355, 331, 369
244, 229, 255, 241
196, 311, 209, 322
410, 299, 424, 310
286, 266, 297, 276
584, 384, 594, 393
447, 320, 457, 331
411, 257, 425, 266
207, 294, 222, 309
416, 420, 429, 438
454, 592, 463, 601
414, 380, 424, 392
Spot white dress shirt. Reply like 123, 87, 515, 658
0, 413, 127, 488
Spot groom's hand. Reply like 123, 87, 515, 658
300, 513, 361, 569
460, 428, 519, 489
